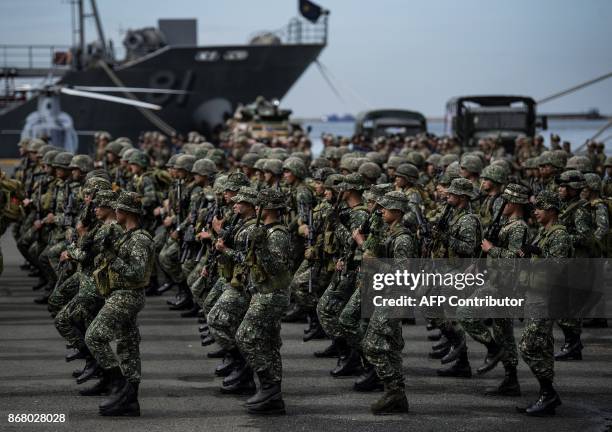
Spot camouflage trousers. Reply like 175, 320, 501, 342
236, 291, 289, 384
48, 270, 80, 318
317, 270, 357, 340
85, 289, 145, 384
159, 237, 185, 283
519, 318, 554, 381
289, 258, 333, 312
202, 277, 226, 318
207, 284, 250, 351
339, 280, 369, 350
55, 273, 104, 351
557, 318, 582, 340
363, 307, 405, 391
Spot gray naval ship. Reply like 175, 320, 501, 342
0, 0, 329, 157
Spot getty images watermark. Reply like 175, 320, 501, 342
360, 258, 612, 319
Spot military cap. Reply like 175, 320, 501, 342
114, 191, 143, 214
192, 158, 217, 177
558, 169, 586, 189
231, 186, 258, 206
310, 157, 331, 170
534, 190, 560, 211
68, 154, 94, 173
42, 150, 61, 166
395, 163, 419, 181
224, 172, 250, 191
84, 175, 112, 192
405, 151, 425, 169
312, 167, 336, 182
366, 151, 386, 167
93, 190, 117, 208
501, 183, 530, 204
263, 159, 283, 175
480, 164, 507, 184
165, 154, 180, 168
377, 191, 409, 213
104, 141, 124, 156
175, 154, 196, 172
257, 188, 286, 209
364, 183, 394, 202
565, 155, 592, 173
52, 152, 74, 169
85, 169, 111, 183
240, 152, 260, 168
121, 148, 138, 163
358, 161, 382, 181
128, 150, 149, 168
282, 157, 308, 179
340, 173, 366, 192
460, 154, 483, 175
605, 156, 612, 167
440, 153, 459, 166
426, 154, 442, 167
584, 173, 601, 191
385, 155, 407, 170
324, 174, 345, 190
447, 177, 477, 199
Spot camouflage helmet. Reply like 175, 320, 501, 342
310, 157, 331, 170
324, 174, 345, 190
558, 169, 586, 190
385, 155, 407, 170
253, 158, 268, 171
312, 167, 336, 181
551, 150, 568, 169
366, 151, 386, 167
68, 154, 94, 173
523, 157, 539, 169
93, 190, 117, 208
605, 156, 612, 168
290, 151, 310, 165
263, 159, 283, 175
501, 183, 530, 205
85, 169, 111, 183
114, 191, 143, 215
338, 156, 356, 172
213, 174, 228, 194
534, 190, 561, 211
192, 158, 217, 177
52, 152, 74, 169
165, 153, 180, 168
538, 150, 564, 169
358, 162, 382, 181
339, 173, 367, 192
348, 157, 368, 173
395, 163, 419, 181
240, 152, 260, 168
447, 177, 477, 199
565, 155, 592, 173
322, 146, 342, 160
104, 141, 124, 156
18, 137, 30, 149
128, 150, 149, 168
175, 154, 196, 172
42, 150, 61, 166
249, 142, 267, 155
224, 172, 250, 192
425, 154, 442, 167
584, 173, 601, 192
377, 191, 409, 213
445, 161, 461, 178
257, 188, 286, 210
282, 157, 307, 179
121, 148, 138, 163
490, 158, 512, 175
28, 138, 46, 153
460, 154, 483, 175
115, 137, 132, 146
119, 145, 134, 158
480, 164, 507, 184
440, 153, 459, 166
231, 186, 258, 206
96, 131, 112, 141
364, 183, 394, 202
207, 148, 226, 165
405, 151, 425, 168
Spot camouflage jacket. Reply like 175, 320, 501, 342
446, 206, 482, 258
107, 227, 154, 291
250, 222, 292, 294
559, 196, 594, 256
487, 216, 530, 259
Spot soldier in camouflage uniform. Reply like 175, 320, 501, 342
235, 188, 292, 415
85, 191, 154, 416
537, 152, 563, 194
126, 150, 160, 234
478, 164, 507, 228
359, 191, 417, 414
516, 191, 569, 416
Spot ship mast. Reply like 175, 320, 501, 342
72, 0, 108, 69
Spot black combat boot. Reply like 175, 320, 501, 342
370, 383, 409, 415
437, 350, 472, 378
353, 361, 384, 392
485, 366, 521, 396
314, 338, 341, 358
331, 348, 362, 377
220, 366, 256, 395
554, 337, 583, 361
440, 334, 467, 364
145, 277, 161, 296
201, 334, 215, 346
180, 303, 200, 318
303, 312, 326, 342
516, 378, 561, 416
168, 282, 194, 311
198, 324, 209, 333
33, 289, 51, 304
428, 337, 451, 359
98, 367, 131, 413
207, 347, 226, 359
427, 331, 442, 341
99, 382, 140, 417
582, 318, 608, 328
65, 347, 88, 362
32, 278, 47, 290
215, 347, 242, 377
80, 368, 112, 396
157, 281, 175, 295
246, 372, 286, 415
282, 303, 306, 323
76, 355, 100, 384
476, 340, 505, 375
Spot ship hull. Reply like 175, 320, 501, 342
0, 43, 324, 157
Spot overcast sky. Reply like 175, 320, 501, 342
1, 0, 611, 117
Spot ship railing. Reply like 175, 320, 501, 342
0, 44, 72, 73
264, 15, 328, 46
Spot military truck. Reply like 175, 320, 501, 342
445, 95, 546, 154
354, 109, 427, 139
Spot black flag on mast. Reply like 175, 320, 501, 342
299, 0, 324, 23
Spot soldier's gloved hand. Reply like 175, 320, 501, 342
250, 226, 267, 244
